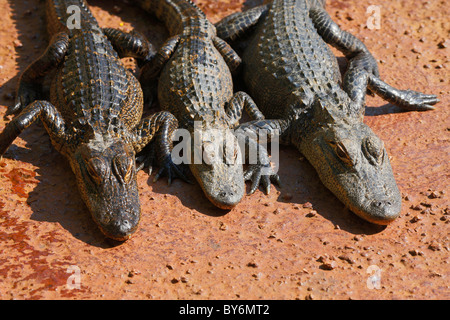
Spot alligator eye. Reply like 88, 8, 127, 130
203, 150, 215, 165
362, 137, 385, 165
336, 143, 348, 159
202, 141, 216, 165
86, 157, 107, 183
113, 154, 134, 184
328, 140, 353, 166
223, 142, 239, 165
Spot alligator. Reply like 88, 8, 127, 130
0, 0, 184, 240
136, 0, 278, 209
216, 0, 439, 224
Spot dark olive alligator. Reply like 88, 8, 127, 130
137, 0, 277, 209
216, 0, 439, 224
0, 0, 183, 240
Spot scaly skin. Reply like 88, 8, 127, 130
0, 0, 181, 240
138, 0, 275, 209
216, 0, 439, 224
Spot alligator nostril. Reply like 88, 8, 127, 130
219, 191, 226, 198
115, 219, 131, 233
372, 200, 394, 208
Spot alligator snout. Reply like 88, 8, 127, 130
107, 219, 136, 241
96, 213, 140, 241
365, 198, 401, 225
215, 187, 242, 210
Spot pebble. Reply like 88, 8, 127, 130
317, 255, 337, 270
305, 211, 316, 218
13, 40, 23, 48
305, 293, 314, 300
420, 202, 432, 208
180, 277, 188, 283
438, 39, 449, 49
410, 204, 424, 211
409, 249, 423, 256
302, 202, 313, 209
320, 261, 336, 270
219, 222, 228, 231
428, 241, 442, 251
338, 255, 355, 264
428, 191, 441, 199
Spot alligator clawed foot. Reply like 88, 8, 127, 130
153, 155, 193, 185
244, 164, 281, 195
136, 144, 156, 174
397, 90, 439, 111
136, 153, 154, 175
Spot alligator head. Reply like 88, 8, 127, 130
69, 136, 140, 240
298, 100, 401, 224
188, 126, 245, 209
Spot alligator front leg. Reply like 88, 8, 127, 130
102, 28, 155, 67
132, 111, 189, 185
226, 91, 265, 127
139, 35, 180, 106
0, 100, 70, 156
235, 119, 289, 194
11, 32, 69, 116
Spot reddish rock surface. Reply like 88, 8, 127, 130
0, 0, 448, 299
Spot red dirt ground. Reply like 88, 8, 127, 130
0, 0, 448, 300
